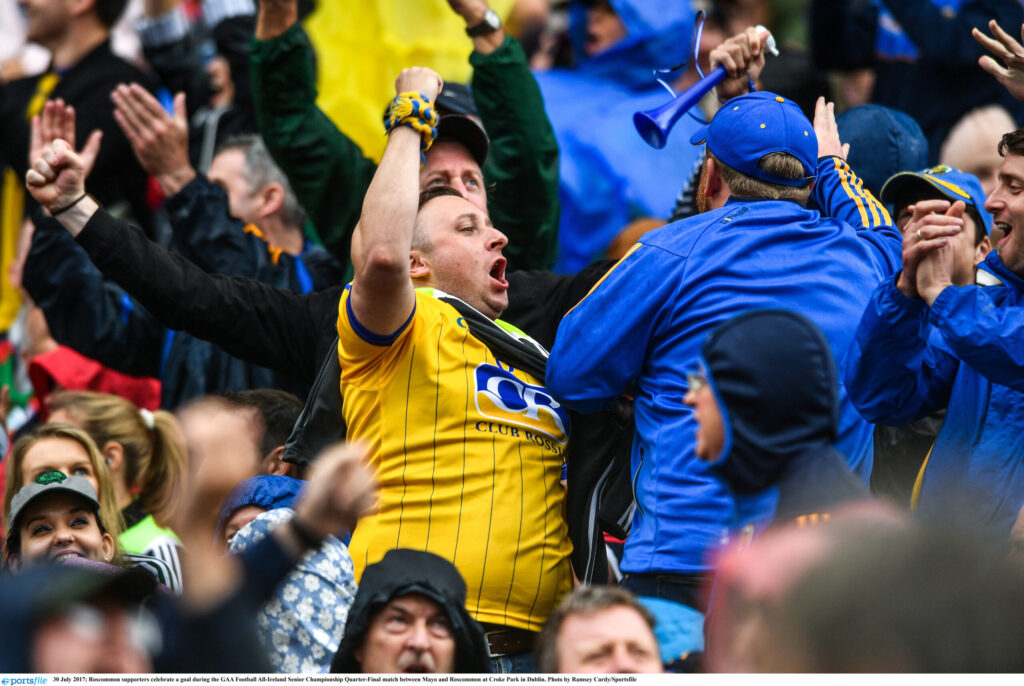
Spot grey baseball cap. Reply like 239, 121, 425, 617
8, 471, 102, 539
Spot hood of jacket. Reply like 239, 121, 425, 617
214, 475, 306, 542
701, 309, 840, 494
330, 549, 489, 673
567, 0, 694, 90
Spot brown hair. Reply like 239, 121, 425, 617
48, 391, 186, 528
997, 128, 1024, 158
413, 186, 466, 253
535, 585, 657, 673
3, 424, 124, 565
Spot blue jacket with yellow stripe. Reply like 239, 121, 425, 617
547, 156, 901, 574
844, 251, 1024, 541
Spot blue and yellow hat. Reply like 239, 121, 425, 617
880, 165, 992, 235
690, 91, 817, 188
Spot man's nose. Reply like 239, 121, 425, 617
608, 645, 641, 673
489, 228, 508, 250
406, 621, 432, 650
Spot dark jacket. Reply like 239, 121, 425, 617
22, 175, 343, 408
144, 13, 259, 166
701, 310, 868, 522
68, 208, 630, 583
330, 549, 489, 673
0, 40, 155, 230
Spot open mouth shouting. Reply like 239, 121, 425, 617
489, 257, 508, 289
996, 221, 1014, 249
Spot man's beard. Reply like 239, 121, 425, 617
696, 160, 711, 215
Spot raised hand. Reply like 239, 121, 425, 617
813, 96, 850, 160
291, 442, 379, 541
395, 66, 444, 102
29, 99, 103, 182
255, 0, 298, 40
895, 199, 964, 299
25, 139, 88, 212
111, 83, 195, 195
973, 20, 1024, 102
710, 26, 768, 102
916, 231, 957, 306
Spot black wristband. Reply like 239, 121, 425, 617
289, 515, 324, 549
51, 192, 89, 216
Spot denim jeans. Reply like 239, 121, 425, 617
490, 650, 536, 673
621, 571, 712, 613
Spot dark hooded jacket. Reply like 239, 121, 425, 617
330, 549, 489, 674
702, 310, 868, 522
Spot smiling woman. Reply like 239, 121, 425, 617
2, 424, 125, 557
3, 471, 115, 571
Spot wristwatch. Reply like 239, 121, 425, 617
466, 8, 502, 37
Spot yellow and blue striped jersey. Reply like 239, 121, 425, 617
338, 286, 573, 631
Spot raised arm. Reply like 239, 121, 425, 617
23, 213, 165, 378
842, 208, 964, 424
25, 132, 337, 381
448, 0, 560, 271
250, 0, 377, 265
348, 68, 442, 336
811, 97, 904, 274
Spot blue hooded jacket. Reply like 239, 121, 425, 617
844, 250, 1024, 540
215, 475, 305, 542
534, 0, 703, 273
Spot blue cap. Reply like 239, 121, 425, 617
880, 165, 992, 235
836, 105, 928, 198
690, 91, 817, 188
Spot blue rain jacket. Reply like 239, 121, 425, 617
844, 251, 1024, 540
547, 156, 901, 572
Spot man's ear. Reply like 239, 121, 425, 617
101, 441, 124, 474
704, 157, 723, 198
410, 252, 431, 279
260, 446, 290, 476
259, 183, 285, 219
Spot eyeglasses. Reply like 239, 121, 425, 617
685, 365, 708, 393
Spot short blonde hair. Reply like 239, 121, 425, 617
713, 152, 813, 205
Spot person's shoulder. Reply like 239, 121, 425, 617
71, 42, 155, 89
639, 206, 737, 256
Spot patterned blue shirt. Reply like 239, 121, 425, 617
229, 508, 357, 673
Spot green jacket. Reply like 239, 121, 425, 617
250, 24, 559, 274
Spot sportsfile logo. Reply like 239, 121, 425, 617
474, 363, 569, 446
2, 678, 47, 685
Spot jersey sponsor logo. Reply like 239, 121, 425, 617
474, 363, 570, 445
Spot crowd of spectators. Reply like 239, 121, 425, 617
2, 0, 1024, 674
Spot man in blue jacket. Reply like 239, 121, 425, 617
546, 35, 901, 611
844, 128, 1024, 543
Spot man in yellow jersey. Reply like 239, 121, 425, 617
25, 63, 569, 673
335, 66, 572, 673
